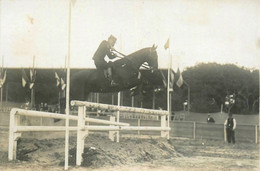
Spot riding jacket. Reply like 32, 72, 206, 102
93, 40, 117, 67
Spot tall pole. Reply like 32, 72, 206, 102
1, 56, 3, 109
183, 81, 190, 115
65, 0, 71, 169
167, 47, 172, 139
152, 89, 155, 109
6, 82, 8, 104
31, 56, 35, 108
116, 92, 120, 142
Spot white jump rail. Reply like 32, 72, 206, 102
71, 101, 169, 116
71, 100, 170, 166
8, 108, 129, 162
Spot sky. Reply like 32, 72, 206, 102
0, 0, 259, 71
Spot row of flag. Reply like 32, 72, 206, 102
22, 69, 36, 89
21, 69, 66, 90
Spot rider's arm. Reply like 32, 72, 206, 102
107, 49, 117, 59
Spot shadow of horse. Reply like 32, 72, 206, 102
71, 45, 159, 100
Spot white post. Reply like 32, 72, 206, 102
8, 110, 21, 161
161, 115, 167, 138
224, 124, 227, 142
193, 122, 196, 139
116, 92, 120, 142
65, 0, 72, 169
8, 110, 15, 160
76, 106, 87, 166
221, 104, 223, 114
0, 56, 3, 109
255, 125, 258, 144
166, 47, 172, 139
109, 116, 116, 141
138, 118, 140, 135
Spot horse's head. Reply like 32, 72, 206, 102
147, 44, 158, 73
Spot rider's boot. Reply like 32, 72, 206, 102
107, 67, 118, 86
103, 69, 109, 79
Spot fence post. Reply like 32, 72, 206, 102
76, 106, 87, 166
8, 109, 21, 161
109, 116, 116, 141
138, 118, 140, 135
193, 122, 196, 139
255, 125, 258, 144
224, 124, 227, 142
161, 115, 167, 138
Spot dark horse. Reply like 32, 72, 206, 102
70, 45, 159, 100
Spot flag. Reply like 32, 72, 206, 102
30, 69, 36, 83
2, 70, 6, 84
29, 83, 34, 89
176, 68, 183, 87
22, 69, 29, 87
159, 70, 167, 87
169, 69, 175, 91
61, 78, 66, 91
164, 38, 170, 50
0, 70, 7, 88
54, 72, 60, 87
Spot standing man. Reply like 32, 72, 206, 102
224, 112, 236, 144
93, 35, 118, 86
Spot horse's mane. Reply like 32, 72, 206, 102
113, 47, 151, 69
124, 47, 151, 60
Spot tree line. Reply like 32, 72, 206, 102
1, 63, 259, 114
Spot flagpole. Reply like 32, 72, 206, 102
31, 56, 35, 109
65, 0, 72, 169
1, 56, 3, 109
167, 47, 172, 140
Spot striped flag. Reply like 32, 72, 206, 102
176, 68, 183, 87
29, 69, 36, 89
0, 70, 7, 88
61, 78, 66, 91
169, 69, 175, 91
159, 70, 167, 87
55, 72, 60, 87
22, 69, 29, 87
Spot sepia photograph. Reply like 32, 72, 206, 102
0, 0, 259, 170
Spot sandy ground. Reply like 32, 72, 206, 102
0, 128, 259, 171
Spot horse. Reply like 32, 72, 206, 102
70, 45, 159, 100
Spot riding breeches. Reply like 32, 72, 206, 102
94, 60, 109, 70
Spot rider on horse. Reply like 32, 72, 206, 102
93, 35, 118, 86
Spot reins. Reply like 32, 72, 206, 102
113, 49, 150, 70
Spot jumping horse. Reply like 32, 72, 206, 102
70, 45, 159, 100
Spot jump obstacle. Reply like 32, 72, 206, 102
8, 100, 170, 166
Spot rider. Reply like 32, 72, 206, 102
93, 35, 118, 86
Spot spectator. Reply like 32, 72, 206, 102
40, 102, 44, 111
207, 114, 215, 123
224, 112, 236, 144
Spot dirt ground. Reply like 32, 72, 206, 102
0, 129, 259, 171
